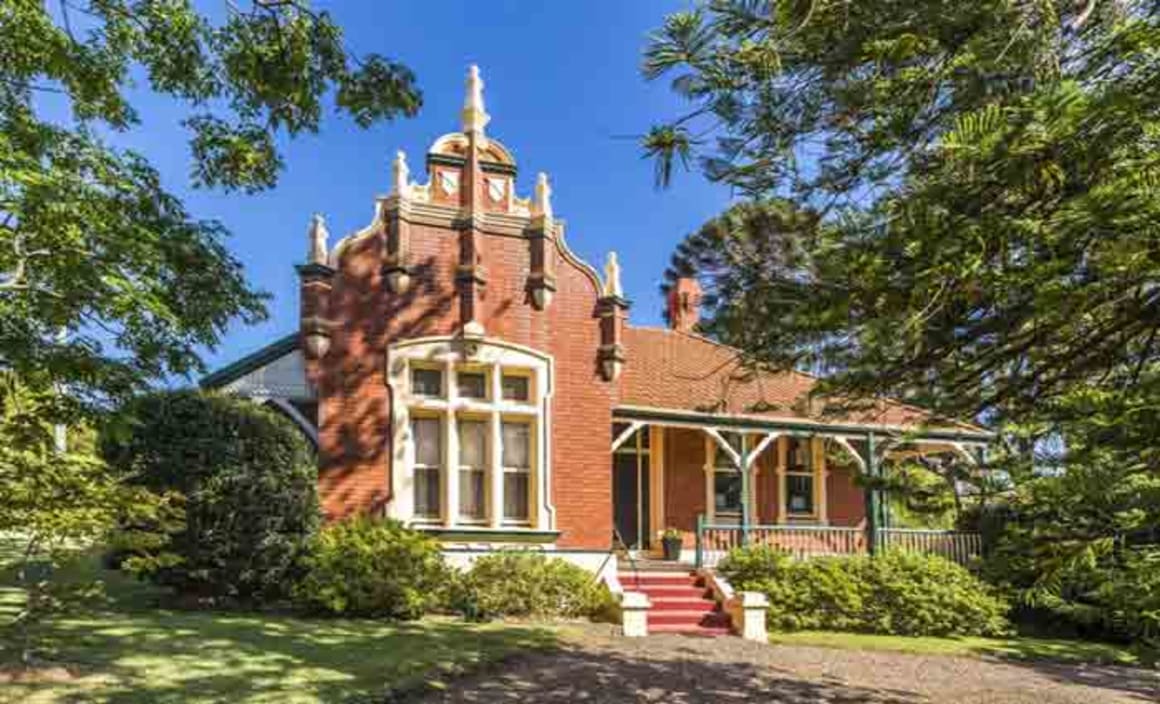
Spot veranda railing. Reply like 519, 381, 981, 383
694, 514, 983, 569
880, 528, 984, 565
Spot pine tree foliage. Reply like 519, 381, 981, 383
646, 1, 1160, 641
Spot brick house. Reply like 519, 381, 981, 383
203, 67, 991, 580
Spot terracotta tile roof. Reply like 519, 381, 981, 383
619, 326, 981, 433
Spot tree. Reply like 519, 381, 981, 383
645, 0, 1159, 430
0, 372, 180, 664
1, 1, 421, 403
643, 1, 1160, 640
102, 390, 320, 604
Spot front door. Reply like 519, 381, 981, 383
613, 451, 650, 550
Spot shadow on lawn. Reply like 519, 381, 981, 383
2, 607, 556, 704
402, 642, 923, 704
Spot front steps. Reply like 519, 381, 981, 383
618, 568, 731, 636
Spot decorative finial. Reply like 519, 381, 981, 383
533, 172, 553, 219
603, 251, 623, 298
308, 213, 329, 265
461, 64, 490, 135
392, 150, 410, 197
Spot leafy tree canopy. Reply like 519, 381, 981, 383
1, 1, 421, 403
645, 1, 1160, 458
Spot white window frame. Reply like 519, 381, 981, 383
410, 414, 443, 520
387, 337, 554, 532
710, 432, 746, 523
784, 436, 817, 518
501, 419, 534, 524
457, 415, 489, 523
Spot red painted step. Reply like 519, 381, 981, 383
618, 570, 731, 637
649, 611, 731, 627
648, 597, 716, 612
650, 623, 732, 636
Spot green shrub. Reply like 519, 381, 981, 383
718, 546, 1009, 637
102, 390, 319, 603
450, 551, 614, 621
294, 517, 447, 619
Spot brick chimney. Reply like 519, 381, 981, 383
667, 277, 702, 334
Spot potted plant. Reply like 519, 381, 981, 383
659, 528, 683, 561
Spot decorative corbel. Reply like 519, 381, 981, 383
596, 251, 630, 382
300, 315, 334, 360
527, 173, 557, 310
382, 150, 414, 294
296, 256, 336, 363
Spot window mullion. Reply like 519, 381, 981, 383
489, 410, 503, 528
443, 357, 458, 527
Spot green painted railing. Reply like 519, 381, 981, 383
694, 514, 982, 569
881, 528, 983, 565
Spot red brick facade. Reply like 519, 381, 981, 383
201, 68, 990, 557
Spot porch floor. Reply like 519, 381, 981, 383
617, 555, 693, 573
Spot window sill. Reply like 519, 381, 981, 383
415, 526, 560, 544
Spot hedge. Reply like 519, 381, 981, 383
718, 546, 1010, 637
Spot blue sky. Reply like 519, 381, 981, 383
91, 1, 733, 374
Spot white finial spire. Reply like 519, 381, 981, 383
392, 150, 410, 197
308, 213, 329, 265
461, 64, 490, 135
533, 172, 553, 219
603, 251, 623, 298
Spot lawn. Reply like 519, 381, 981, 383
0, 548, 557, 703
769, 630, 1153, 668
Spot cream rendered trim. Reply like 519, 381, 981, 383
328, 187, 604, 301
745, 432, 781, 469
386, 336, 554, 531
553, 221, 604, 297
831, 436, 868, 470
703, 428, 741, 467
744, 432, 780, 524
329, 199, 385, 268
611, 421, 644, 453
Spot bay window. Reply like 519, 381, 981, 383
390, 339, 550, 530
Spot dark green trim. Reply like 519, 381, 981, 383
481, 161, 518, 176
597, 295, 633, 311
295, 262, 335, 278
426, 153, 518, 176
612, 406, 994, 443
201, 333, 299, 390
415, 527, 560, 544
426, 153, 465, 168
